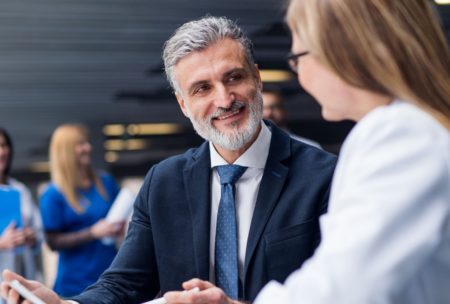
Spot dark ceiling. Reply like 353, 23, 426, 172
0, 0, 449, 182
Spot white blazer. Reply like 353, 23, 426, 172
255, 100, 450, 304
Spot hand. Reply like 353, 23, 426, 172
0, 222, 26, 250
23, 227, 37, 247
90, 219, 125, 239
164, 279, 245, 304
0, 270, 65, 304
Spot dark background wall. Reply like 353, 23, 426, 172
0, 0, 448, 184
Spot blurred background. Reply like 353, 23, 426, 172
0, 0, 449, 186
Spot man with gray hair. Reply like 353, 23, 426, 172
1, 16, 336, 304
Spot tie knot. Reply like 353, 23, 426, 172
216, 165, 247, 185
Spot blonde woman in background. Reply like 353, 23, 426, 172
39, 124, 123, 297
0, 128, 42, 304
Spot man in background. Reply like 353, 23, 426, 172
263, 88, 321, 148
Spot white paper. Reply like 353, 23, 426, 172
102, 187, 136, 245
106, 187, 136, 223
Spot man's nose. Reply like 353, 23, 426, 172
214, 85, 234, 109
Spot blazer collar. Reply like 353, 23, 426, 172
244, 121, 291, 275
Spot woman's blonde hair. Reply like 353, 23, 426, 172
287, 0, 450, 124
49, 124, 107, 213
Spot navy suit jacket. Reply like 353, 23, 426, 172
73, 122, 337, 303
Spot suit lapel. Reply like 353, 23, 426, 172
244, 123, 291, 276
183, 142, 211, 280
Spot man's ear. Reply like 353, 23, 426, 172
175, 92, 189, 117
254, 64, 263, 90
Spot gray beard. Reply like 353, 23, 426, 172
187, 92, 263, 150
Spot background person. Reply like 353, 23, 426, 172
39, 124, 123, 297
162, 0, 450, 303
262, 88, 321, 148
0, 128, 42, 303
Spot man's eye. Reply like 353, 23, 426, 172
193, 84, 210, 94
228, 73, 243, 82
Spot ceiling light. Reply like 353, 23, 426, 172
435, 0, 450, 4
127, 123, 183, 135
103, 123, 183, 136
104, 139, 147, 151
103, 124, 125, 136
260, 70, 293, 82
126, 139, 147, 150
105, 151, 119, 163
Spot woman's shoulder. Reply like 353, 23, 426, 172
339, 100, 449, 171
7, 178, 34, 204
40, 182, 64, 200
372, 101, 446, 133
7, 178, 28, 193
39, 183, 70, 213
349, 100, 448, 146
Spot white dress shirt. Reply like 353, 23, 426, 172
209, 122, 271, 283
255, 100, 450, 304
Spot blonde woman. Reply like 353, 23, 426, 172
39, 124, 123, 297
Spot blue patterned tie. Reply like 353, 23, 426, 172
215, 164, 247, 299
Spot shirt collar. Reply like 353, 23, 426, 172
209, 121, 272, 169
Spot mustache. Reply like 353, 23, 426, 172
210, 101, 246, 120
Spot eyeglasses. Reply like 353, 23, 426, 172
287, 51, 309, 74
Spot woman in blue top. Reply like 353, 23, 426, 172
40, 124, 124, 297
